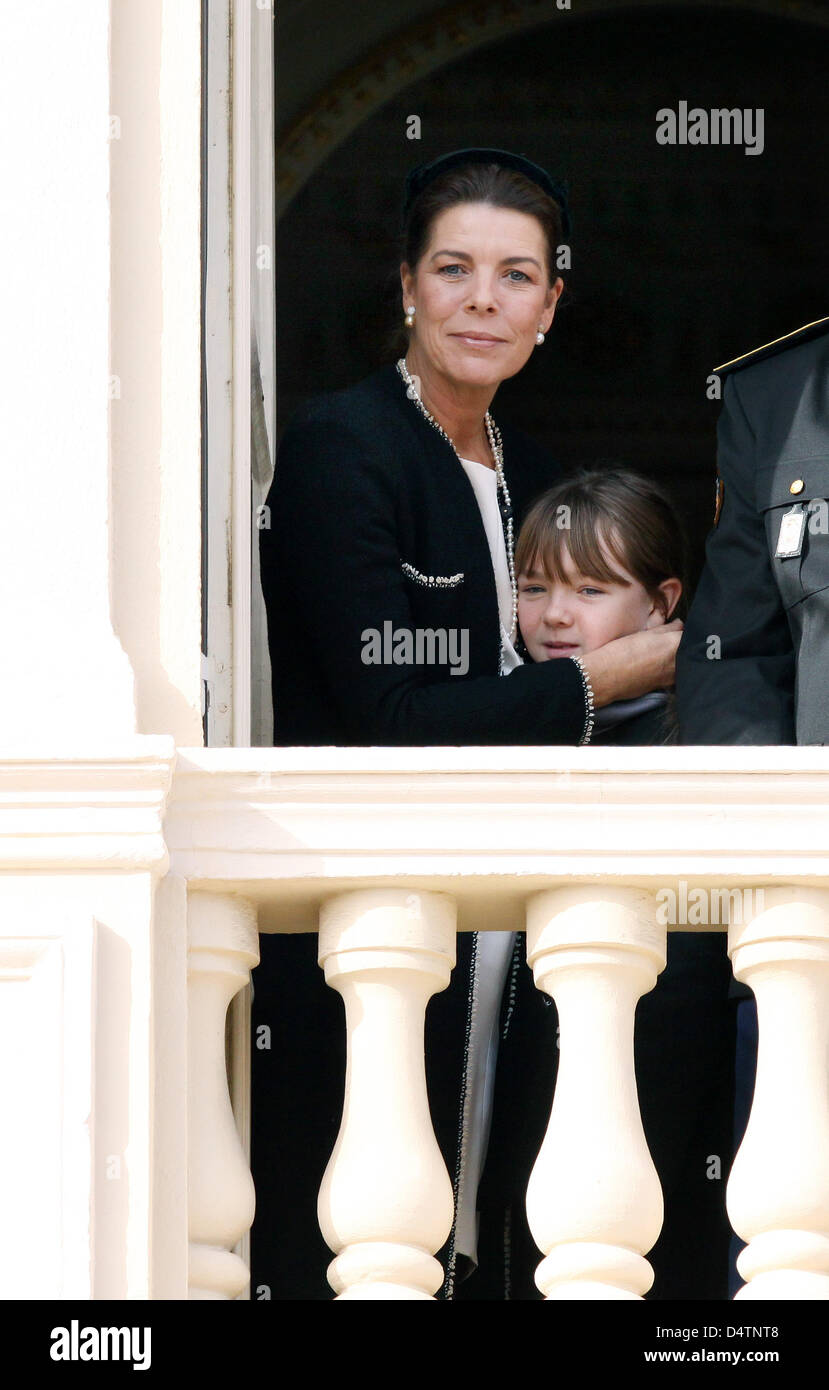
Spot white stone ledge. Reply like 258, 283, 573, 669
172, 744, 829, 775
164, 747, 829, 932
0, 737, 176, 870
5, 742, 827, 897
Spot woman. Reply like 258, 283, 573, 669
254, 148, 682, 1300
260, 147, 680, 744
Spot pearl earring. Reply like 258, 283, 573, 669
536, 328, 545, 345
404, 305, 416, 327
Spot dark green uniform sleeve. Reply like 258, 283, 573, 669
676, 374, 796, 743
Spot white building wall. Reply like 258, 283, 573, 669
110, 0, 204, 743
0, 0, 202, 1299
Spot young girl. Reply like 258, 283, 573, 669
453, 468, 735, 1301
515, 467, 686, 742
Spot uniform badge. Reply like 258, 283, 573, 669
713, 475, 724, 527
775, 504, 806, 558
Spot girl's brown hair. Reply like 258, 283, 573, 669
515, 467, 689, 621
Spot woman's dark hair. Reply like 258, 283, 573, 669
386, 161, 566, 358
515, 467, 689, 621
403, 161, 565, 281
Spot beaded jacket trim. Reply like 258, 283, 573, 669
442, 929, 480, 1301
571, 654, 596, 746
401, 560, 464, 588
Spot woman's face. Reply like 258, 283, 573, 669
400, 202, 562, 390
518, 542, 681, 662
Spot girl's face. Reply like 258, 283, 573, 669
518, 542, 681, 662
400, 202, 562, 390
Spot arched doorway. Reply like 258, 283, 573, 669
250, 2, 829, 1298
270, 2, 829, 578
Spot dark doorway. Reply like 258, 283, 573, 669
273, 5, 829, 583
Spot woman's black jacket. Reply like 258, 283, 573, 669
252, 361, 585, 1301
259, 360, 587, 746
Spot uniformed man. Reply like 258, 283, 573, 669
677, 316, 829, 745
676, 316, 829, 1294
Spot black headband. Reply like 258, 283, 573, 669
402, 146, 571, 242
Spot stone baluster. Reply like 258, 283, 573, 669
187, 890, 259, 1299
525, 886, 666, 1299
317, 888, 456, 1299
728, 885, 829, 1299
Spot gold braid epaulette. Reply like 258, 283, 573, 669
713, 316, 829, 378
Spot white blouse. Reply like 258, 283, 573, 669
453, 457, 519, 1271
458, 456, 522, 674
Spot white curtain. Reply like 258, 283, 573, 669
250, 6, 276, 747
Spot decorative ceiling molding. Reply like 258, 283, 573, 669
275, 0, 829, 217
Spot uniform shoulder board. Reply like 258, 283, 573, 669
713, 316, 829, 378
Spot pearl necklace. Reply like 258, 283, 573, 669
395, 358, 518, 665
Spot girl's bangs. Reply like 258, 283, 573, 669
530, 511, 634, 587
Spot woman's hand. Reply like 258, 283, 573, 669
578, 619, 684, 709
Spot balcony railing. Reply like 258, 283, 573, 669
164, 746, 829, 1301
